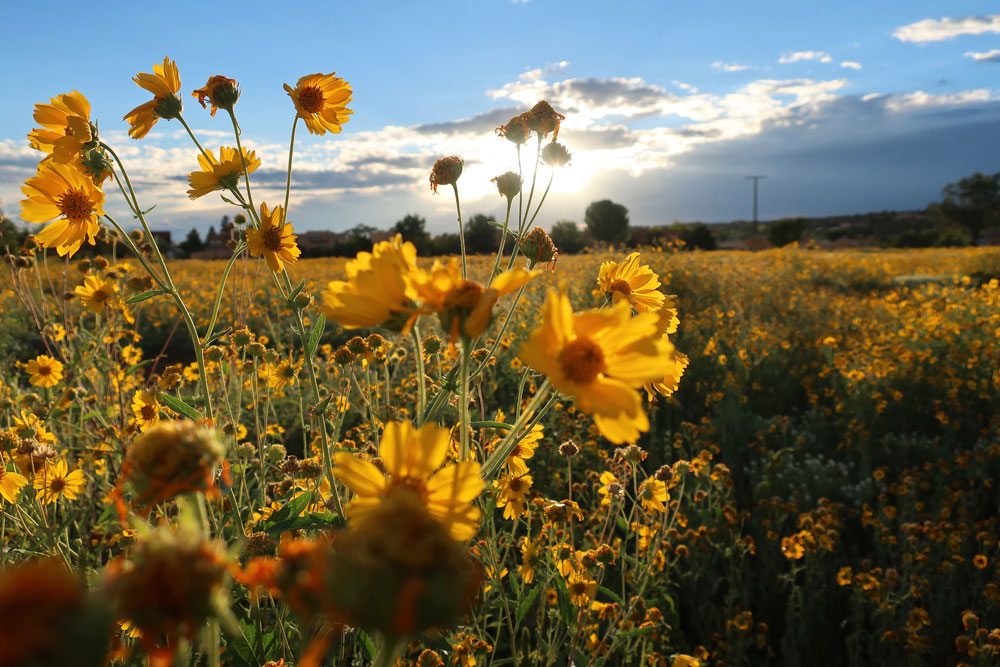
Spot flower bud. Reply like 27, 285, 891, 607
542, 141, 572, 167
192, 75, 240, 116
518, 227, 558, 267
491, 171, 522, 200
154, 93, 183, 121
526, 101, 565, 138
430, 156, 463, 193
496, 113, 531, 145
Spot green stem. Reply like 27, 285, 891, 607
227, 109, 256, 215
491, 198, 514, 282
452, 182, 467, 279
201, 241, 247, 345
282, 116, 299, 222
176, 113, 212, 162
412, 325, 427, 423
480, 380, 552, 480
459, 342, 472, 461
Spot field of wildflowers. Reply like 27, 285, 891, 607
3, 57, 1000, 667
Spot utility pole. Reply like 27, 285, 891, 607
746, 175, 766, 232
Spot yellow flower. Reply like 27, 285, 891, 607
268, 358, 302, 393
333, 421, 483, 540
597, 252, 665, 313
638, 477, 668, 513
33, 459, 86, 504
644, 306, 689, 400
519, 538, 539, 584
74, 275, 118, 313
13, 411, 56, 445
505, 423, 541, 476
246, 203, 300, 273
24, 355, 64, 388
27, 91, 93, 165
186, 146, 261, 199
0, 464, 28, 504
494, 473, 532, 520
673, 656, 701, 667
566, 570, 597, 607
411, 258, 538, 343
131, 390, 161, 431
517, 286, 677, 444
320, 234, 420, 331
123, 57, 182, 139
596, 470, 620, 506
283, 72, 353, 135
20, 160, 104, 257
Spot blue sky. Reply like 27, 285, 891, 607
2, 1, 999, 235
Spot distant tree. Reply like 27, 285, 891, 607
767, 218, 805, 247
206, 225, 217, 240
931, 172, 1000, 244
431, 233, 462, 256
180, 228, 204, 255
683, 223, 717, 251
0, 208, 26, 250
550, 220, 585, 254
585, 200, 629, 244
393, 213, 430, 252
463, 213, 499, 254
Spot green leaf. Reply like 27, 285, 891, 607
202, 327, 232, 348
222, 619, 258, 667
554, 577, 574, 626
306, 314, 326, 357
126, 289, 166, 304
287, 279, 306, 303
256, 492, 341, 537
516, 584, 543, 625
158, 393, 203, 420
355, 629, 375, 660
619, 626, 657, 640
471, 421, 512, 430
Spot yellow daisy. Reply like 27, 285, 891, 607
74, 275, 118, 313
24, 355, 64, 388
123, 57, 182, 139
283, 72, 353, 135
0, 463, 29, 504
27, 90, 93, 165
186, 146, 261, 199
567, 570, 598, 607
505, 423, 541, 477
320, 234, 421, 331
411, 258, 538, 343
131, 390, 161, 431
643, 307, 689, 400
638, 477, 668, 513
596, 470, 620, 506
517, 286, 677, 444
13, 411, 56, 445
597, 252, 665, 313
267, 358, 302, 393
20, 160, 104, 257
246, 203, 300, 273
495, 473, 532, 520
33, 459, 86, 504
519, 538, 539, 584
333, 421, 483, 541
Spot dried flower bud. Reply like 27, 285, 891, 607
491, 171, 522, 200
123, 420, 225, 506
192, 75, 240, 116
430, 156, 463, 193
332, 347, 355, 366
266, 444, 287, 464
542, 141, 572, 167
423, 335, 442, 355
232, 328, 253, 347
346, 337, 369, 355
204, 345, 225, 362
526, 101, 565, 138
496, 113, 531, 145
654, 464, 673, 482
519, 227, 558, 267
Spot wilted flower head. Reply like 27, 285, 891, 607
496, 112, 531, 145
430, 156, 463, 193
542, 141, 572, 167
105, 525, 228, 647
526, 101, 565, 138
518, 227, 558, 268
192, 75, 240, 116
123, 419, 224, 506
491, 171, 522, 200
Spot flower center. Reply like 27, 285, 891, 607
298, 86, 325, 113
558, 337, 606, 384
443, 281, 485, 311
37, 365, 52, 376
57, 189, 92, 222
141, 405, 156, 421
609, 279, 631, 297
262, 227, 284, 251
90, 289, 109, 303
508, 477, 526, 493
569, 581, 588, 596
49, 477, 66, 493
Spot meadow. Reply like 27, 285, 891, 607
5, 59, 1000, 667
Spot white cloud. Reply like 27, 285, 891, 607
965, 49, 1000, 62
711, 61, 755, 72
779, 51, 833, 64
893, 14, 1000, 43
880, 89, 995, 112
840, 61, 863, 70
519, 61, 569, 83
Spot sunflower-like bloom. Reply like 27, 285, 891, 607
283, 72, 353, 135
597, 252, 665, 313
20, 160, 104, 257
567, 570, 598, 607
246, 203, 300, 273
123, 420, 224, 507
643, 304, 689, 400
24, 354, 64, 388
519, 538, 539, 583
0, 465, 28, 504
124, 57, 182, 139
186, 146, 261, 199
320, 234, 420, 331
495, 473, 532, 520
74, 274, 118, 313
505, 423, 541, 476
131, 390, 161, 431
333, 421, 484, 540
638, 477, 668, 513
27, 91, 93, 165
411, 258, 538, 343
34, 459, 86, 504
517, 287, 678, 444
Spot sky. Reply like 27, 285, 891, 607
1, 1, 999, 236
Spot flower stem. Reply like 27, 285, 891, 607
452, 182, 467, 280
459, 342, 472, 461
282, 117, 299, 223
